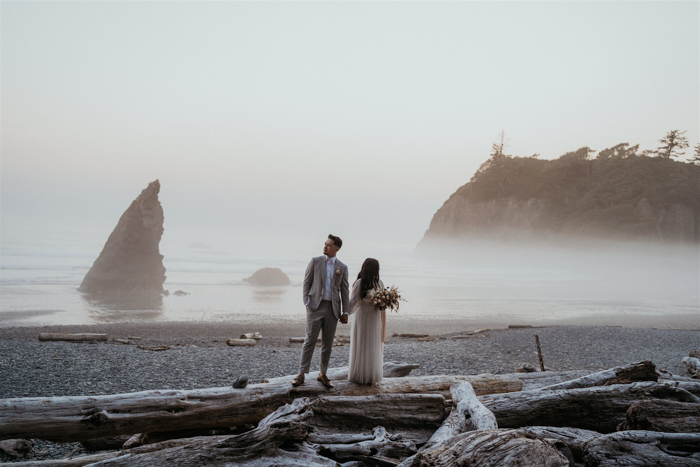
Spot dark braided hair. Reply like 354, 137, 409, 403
356, 258, 380, 298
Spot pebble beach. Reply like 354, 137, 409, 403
1, 319, 698, 463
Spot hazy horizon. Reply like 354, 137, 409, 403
2, 1, 699, 245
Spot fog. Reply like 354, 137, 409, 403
1, 2, 698, 328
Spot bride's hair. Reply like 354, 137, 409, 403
356, 258, 380, 298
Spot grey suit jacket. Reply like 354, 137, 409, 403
303, 255, 350, 319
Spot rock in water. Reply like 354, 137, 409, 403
79, 180, 166, 295
243, 267, 290, 286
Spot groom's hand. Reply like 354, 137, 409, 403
340, 314, 348, 324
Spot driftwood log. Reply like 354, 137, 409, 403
262, 362, 421, 384
226, 338, 256, 347
583, 430, 700, 466
38, 333, 107, 342
683, 356, 700, 378
0, 374, 518, 443
538, 360, 658, 391
402, 382, 498, 466
400, 429, 570, 467
72, 398, 337, 467
482, 381, 700, 433
517, 426, 599, 463
624, 399, 700, 432
313, 426, 417, 464
311, 394, 447, 431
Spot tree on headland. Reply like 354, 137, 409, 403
656, 130, 689, 159
692, 143, 700, 165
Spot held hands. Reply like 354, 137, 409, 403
340, 314, 348, 324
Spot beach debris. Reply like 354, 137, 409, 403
240, 332, 263, 340
534, 334, 546, 372
112, 338, 130, 345
136, 345, 170, 351
128, 336, 143, 340
392, 333, 429, 338
0, 439, 33, 458
508, 325, 533, 329
38, 333, 107, 342
690, 349, 700, 358
173, 290, 189, 296
417, 336, 436, 342
232, 376, 249, 389
516, 363, 537, 373
243, 267, 291, 286
682, 356, 700, 378
227, 338, 257, 347
78, 180, 166, 296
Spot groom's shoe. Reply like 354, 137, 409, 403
317, 374, 334, 389
291, 373, 305, 387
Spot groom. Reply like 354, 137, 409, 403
292, 234, 350, 388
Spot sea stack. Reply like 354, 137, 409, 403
79, 180, 166, 295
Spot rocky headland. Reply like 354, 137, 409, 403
243, 267, 291, 286
420, 145, 700, 245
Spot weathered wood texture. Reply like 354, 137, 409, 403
0, 452, 122, 467
425, 382, 497, 447
583, 431, 700, 467
226, 338, 256, 347
515, 370, 592, 391
403, 382, 499, 466
0, 374, 516, 442
517, 426, 600, 463
538, 361, 658, 391
83, 398, 337, 467
683, 356, 700, 378
481, 382, 700, 433
311, 394, 447, 430
38, 333, 107, 342
624, 399, 700, 432
314, 426, 416, 464
262, 362, 421, 384
400, 429, 570, 467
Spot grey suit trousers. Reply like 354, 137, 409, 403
299, 300, 338, 374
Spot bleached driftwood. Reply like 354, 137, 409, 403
514, 370, 591, 391
583, 431, 700, 466
683, 356, 700, 378
537, 360, 658, 391
0, 452, 124, 466
239, 332, 262, 340
426, 382, 496, 445
404, 382, 498, 466
70, 398, 337, 467
0, 374, 517, 443
399, 429, 570, 467
517, 426, 600, 463
312, 426, 416, 464
481, 381, 700, 433
311, 394, 447, 431
624, 399, 700, 432
261, 362, 421, 384
226, 338, 256, 347
38, 333, 107, 342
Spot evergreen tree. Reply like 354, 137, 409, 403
656, 130, 689, 159
692, 143, 700, 165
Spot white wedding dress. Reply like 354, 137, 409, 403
348, 279, 385, 384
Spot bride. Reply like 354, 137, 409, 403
348, 258, 386, 385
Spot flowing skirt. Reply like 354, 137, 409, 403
348, 302, 383, 384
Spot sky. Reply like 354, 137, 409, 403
1, 1, 698, 246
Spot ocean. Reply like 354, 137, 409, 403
1, 228, 698, 329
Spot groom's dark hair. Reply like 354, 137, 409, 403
328, 234, 342, 249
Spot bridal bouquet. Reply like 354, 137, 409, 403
368, 286, 406, 312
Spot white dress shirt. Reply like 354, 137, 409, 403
322, 255, 337, 301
